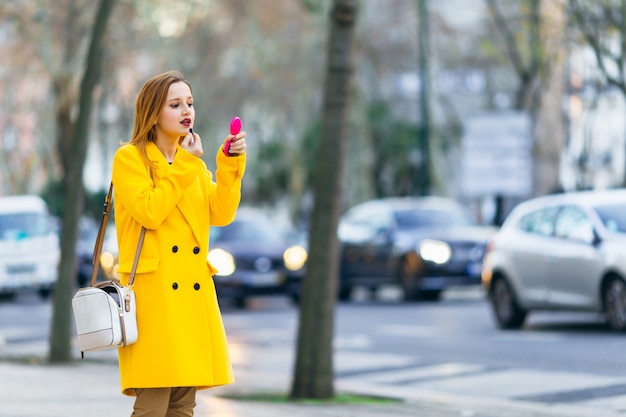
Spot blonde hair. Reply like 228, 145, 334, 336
129, 70, 192, 167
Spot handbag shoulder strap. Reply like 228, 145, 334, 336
90, 183, 113, 287
90, 182, 145, 287
128, 227, 145, 286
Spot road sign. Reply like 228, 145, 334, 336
461, 112, 532, 197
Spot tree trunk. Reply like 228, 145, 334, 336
48, 0, 116, 363
486, 0, 566, 221
289, 0, 359, 400
533, 48, 566, 195
417, 0, 431, 196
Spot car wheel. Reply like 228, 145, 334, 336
289, 292, 300, 305
232, 296, 247, 309
38, 288, 53, 299
337, 268, 352, 301
604, 277, 626, 331
399, 256, 419, 301
338, 284, 352, 301
0, 292, 16, 301
77, 272, 89, 288
490, 277, 526, 329
418, 290, 442, 302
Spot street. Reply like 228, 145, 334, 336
223, 286, 626, 374
3, 285, 626, 415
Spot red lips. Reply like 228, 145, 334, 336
181, 118, 191, 126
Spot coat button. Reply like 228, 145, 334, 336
194, 283, 200, 291
193, 246, 200, 254
172, 245, 179, 253
172, 282, 178, 290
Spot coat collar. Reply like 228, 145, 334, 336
146, 141, 202, 245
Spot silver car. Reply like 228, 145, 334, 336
482, 189, 626, 331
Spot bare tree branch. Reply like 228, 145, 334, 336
485, 0, 528, 82
570, 0, 626, 95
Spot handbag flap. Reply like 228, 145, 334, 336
72, 288, 119, 335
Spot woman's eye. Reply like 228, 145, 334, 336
188, 102, 194, 107
171, 103, 179, 108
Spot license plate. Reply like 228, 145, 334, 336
5, 272, 35, 286
466, 262, 483, 276
246, 272, 283, 286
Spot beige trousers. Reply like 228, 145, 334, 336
131, 387, 198, 417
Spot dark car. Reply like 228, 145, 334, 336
76, 216, 99, 287
338, 197, 496, 301
209, 209, 307, 308
76, 218, 119, 285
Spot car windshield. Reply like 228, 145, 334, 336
210, 218, 286, 245
593, 203, 626, 233
0, 212, 51, 240
394, 208, 474, 229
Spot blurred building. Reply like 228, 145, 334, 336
563, 45, 626, 191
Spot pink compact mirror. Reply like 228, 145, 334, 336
230, 117, 242, 136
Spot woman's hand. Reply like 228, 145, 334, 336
225, 131, 247, 156
180, 130, 203, 158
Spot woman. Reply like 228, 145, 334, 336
111, 70, 246, 416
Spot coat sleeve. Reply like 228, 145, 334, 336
208, 145, 246, 226
112, 144, 206, 230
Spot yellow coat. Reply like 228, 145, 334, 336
111, 141, 245, 396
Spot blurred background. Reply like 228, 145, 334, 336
1, 0, 619, 227
7, 2, 626, 411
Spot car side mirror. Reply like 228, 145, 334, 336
567, 224, 596, 245
373, 226, 392, 244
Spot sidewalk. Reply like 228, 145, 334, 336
1, 340, 624, 417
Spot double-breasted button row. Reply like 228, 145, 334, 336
171, 245, 201, 254
171, 282, 201, 291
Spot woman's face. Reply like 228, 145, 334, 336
155, 81, 194, 141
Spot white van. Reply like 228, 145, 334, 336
0, 195, 60, 298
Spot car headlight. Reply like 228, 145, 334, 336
99, 251, 120, 281
208, 248, 235, 276
419, 239, 451, 264
100, 251, 116, 271
284, 245, 307, 271
111, 264, 120, 281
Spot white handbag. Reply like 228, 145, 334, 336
72, 183, 145, 355
72, 280, 138, 352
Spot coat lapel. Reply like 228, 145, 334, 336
175, 188, 202, 245
146, 142, 203, 245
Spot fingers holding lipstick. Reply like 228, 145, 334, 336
181, 130, 203, 158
